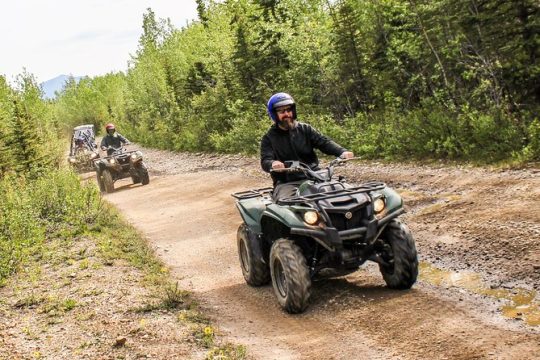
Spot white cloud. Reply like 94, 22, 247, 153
0, 0, 198, 83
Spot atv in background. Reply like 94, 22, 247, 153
94, 146, 149, 193
232, 158, 418, 313
67, 124, 99, 171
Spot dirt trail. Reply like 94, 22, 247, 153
102, 149, 539, 360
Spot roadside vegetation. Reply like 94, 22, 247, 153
0, 74, 244, 358
53, 0, 539, 164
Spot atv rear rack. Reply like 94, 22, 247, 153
278, 181, 386, 205
232, 187, 274, 200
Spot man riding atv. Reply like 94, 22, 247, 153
261, 92, 354, 201
94, 123, 149, 193
100, 123, 130, 155
231, 92, 418, 313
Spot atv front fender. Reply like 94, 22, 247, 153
94, 160, 107, 173
264, 203, 306, 229
378, 187, 403, 214
236, 197, 268, 233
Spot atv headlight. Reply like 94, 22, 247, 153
68, 157, 77, 163
373, 197, 386, 219
130, 151, 143, 161
303, 211, 319, 225
374, 197, 385, 213
109, 158, 116, 164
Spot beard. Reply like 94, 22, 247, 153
278, 117, 295, 130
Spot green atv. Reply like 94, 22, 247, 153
232, 158, 418, 313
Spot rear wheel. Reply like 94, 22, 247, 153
102, 169, 115, 193
237, 224, 270, 286
378, 219, 418, 289
270, 239, 311, 313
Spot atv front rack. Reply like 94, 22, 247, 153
102, 150, 137, 160
232, 187, 274, 200
278, 181, 386, 205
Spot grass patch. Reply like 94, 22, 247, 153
78, 258, 90, 270
131, 281, 191, 313
39, 296, 78, 316
206, 344, 247, 360
178, 308, 210, 324
13, 293, 45, 308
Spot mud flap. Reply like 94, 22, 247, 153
244, 226, 267, 265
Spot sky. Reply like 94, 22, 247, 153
0, 0, 199, 83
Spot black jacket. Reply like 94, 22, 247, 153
260, 121, 346, 185
100, 133, 128, 155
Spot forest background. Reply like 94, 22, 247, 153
0, 0, 539, 281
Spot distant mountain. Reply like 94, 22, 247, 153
40, 74, 85, 99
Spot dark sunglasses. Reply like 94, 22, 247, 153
276, 107, 293, 115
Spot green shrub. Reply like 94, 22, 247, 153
210, 115, 268, 154
519, 118, 540, 161
0, 170, 102, 284
31, 169, 102, 226
0, 175, 44, 282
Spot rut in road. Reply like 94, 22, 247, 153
104, 171, 540, 360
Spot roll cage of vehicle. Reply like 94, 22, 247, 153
69, 124, 97, 156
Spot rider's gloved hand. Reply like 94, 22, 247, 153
340, 151, 354, 159
271, 161, 285, 170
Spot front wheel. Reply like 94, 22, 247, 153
139, 163, 150, 185
131, 174, 141, 184
270, 239, 311, 314
96, 172, 105, 192
102, 169, 115, 193
378, 219, 418, 289
237, 224, 270, 286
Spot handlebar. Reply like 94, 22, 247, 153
270, 157, 360, 182
269, 160, 310, 173
327, 156, 361, 167
101, 142, 130, 150
107, 146, 122, 150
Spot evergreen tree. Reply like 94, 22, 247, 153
196, 0, 209, 27
328, 0, 374, 116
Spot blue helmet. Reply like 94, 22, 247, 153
267, 92, 297, 122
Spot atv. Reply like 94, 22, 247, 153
94, 146, 149, 193
231, 158, 418, 313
